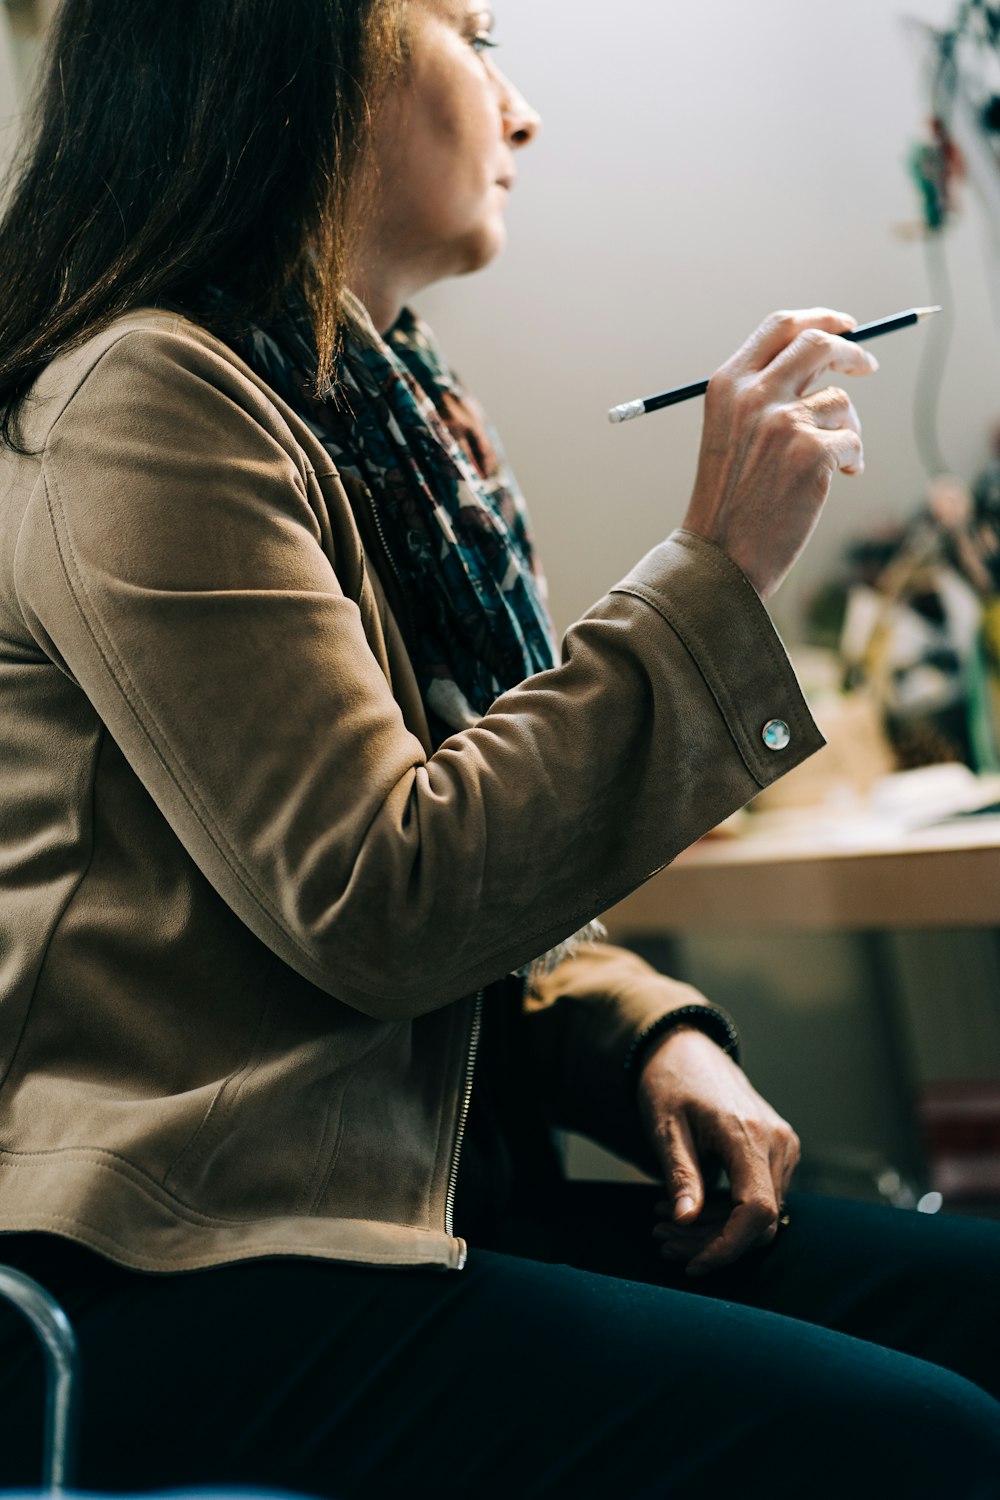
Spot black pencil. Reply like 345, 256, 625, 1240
607, 307, 942, 425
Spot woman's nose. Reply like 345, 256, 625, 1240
496, 70, 541, 148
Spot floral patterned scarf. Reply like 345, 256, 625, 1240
228, 289, 558, 746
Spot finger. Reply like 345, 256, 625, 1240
653, 1217, 725, 1242
653, 1212, 721, 1247
656, 1114, 705, 1223
683, 1200, 780, 1277
819, 426, 865, 477
653, 1212, 722, 1260
801, 386, 862, 439
768, 1137, 791, 1213
653, 1195, 729, 1227
653, 1220, 717, 1244
684, 1141, 779, 1276
800, 391, 865, 476
780, 1132, 801, 1201
763, 327, 878, 399
725, 308, 858, 376
653, 1227, 716, 1267
780, 1158, 795, 1204
657, 1237, 701, 1266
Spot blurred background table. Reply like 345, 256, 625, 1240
605, 813, 1000, 935
589, 811, 1000, 1213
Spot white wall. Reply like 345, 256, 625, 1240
3, 0, 997, 640
420, 0, 1000, 638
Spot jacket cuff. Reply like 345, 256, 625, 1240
610, 529, 824, 789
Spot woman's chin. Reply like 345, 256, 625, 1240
454, 220, 508, 277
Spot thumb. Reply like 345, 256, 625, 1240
659, 1115, 705, 1223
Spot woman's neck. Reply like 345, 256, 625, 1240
348, 250, 421, 336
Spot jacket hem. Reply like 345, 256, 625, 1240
0, 1153, 465, 1273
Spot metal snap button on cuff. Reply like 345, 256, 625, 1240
762, 718, 791, 751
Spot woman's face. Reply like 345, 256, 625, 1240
358, 1, 540, 311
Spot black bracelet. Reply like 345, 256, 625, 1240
623, 1003, 741, 1089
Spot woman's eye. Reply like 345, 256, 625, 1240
470, 33, 499, 54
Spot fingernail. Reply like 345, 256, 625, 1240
867, 352, 879, 370
675, 1196, 696, 1218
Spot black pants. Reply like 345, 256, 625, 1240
1, 1187, 999, 1500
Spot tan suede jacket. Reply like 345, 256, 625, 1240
0, 311, 823, 1273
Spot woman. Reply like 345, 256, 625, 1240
0, 2, 997, 1496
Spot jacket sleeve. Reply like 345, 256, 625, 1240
523, 941, 715, 1173
16, 325, 824, 1020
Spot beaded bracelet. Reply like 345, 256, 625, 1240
623, 1003, 741, 1090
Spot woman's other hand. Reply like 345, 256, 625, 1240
682, 308, 878, 599
636, 1027, 801, 1276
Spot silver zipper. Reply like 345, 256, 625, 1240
358, 482, 424, 656
444, 988, 484, 1249
364, 486, 403, 591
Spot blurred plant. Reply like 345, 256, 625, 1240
908, 116, 966, 234
803, 473, 1000, 769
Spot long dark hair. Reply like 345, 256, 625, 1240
0, 0, 400, 445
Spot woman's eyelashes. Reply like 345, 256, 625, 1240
470, 32, 499, 54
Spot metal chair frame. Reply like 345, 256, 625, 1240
0, 1265, 80, 1493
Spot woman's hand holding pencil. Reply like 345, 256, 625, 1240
679, 308, 880, 600
609, 306, 938, 422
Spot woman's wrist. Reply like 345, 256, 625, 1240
623, 1003, 741, 1093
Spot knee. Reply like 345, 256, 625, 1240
786, 1354, 1000, 1497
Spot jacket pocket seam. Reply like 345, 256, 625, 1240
161, 980, 278, 1193
300, 1020, 403, 1217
